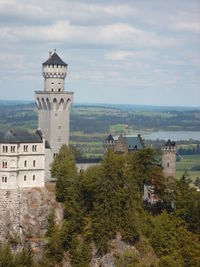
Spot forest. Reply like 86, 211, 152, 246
1, 145, 200, 266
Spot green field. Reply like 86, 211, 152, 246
176, 155, 200, 181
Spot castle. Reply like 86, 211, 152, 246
0, 51, 177, 191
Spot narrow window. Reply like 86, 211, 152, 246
24, 175, 26, 181
11, 146, 15, 152
33, 175, 35, 181
58, 88, 61, 92
2, 161, 7, 168
5, 177, 7, 183
51, 89, 53, 92
2, 176, 4, 183
24, 145, 28, 152
3, 146, 8, 153
167, 162, 170, 168
32, 145, 37, 152
24, 160, 27, 167
33, 160, 36, 167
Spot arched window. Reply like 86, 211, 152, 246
33, 160, 36, 167
2, 176, 7, 183
24, 175, 26, 181
2, 160, 7, 168
33, 175, 35, 181
24, 160, 27, 167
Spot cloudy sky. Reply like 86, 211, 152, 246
0, 0, 200, 106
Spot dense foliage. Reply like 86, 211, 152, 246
49, 145, 200, 266
1, 145, 200, 266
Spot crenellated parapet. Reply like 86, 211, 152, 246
43, 65, 67, 79
161, 146, 177, 154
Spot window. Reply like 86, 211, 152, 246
11, 146, 15, 152
51, 89, 53, 92
167, 162, 170, 168
24, 175, 26, 181
24, 161, 27, 167
58, 137, 61, 142
2, 176, 7, 183
2, 161, 7, 168
24, 145, 28, 152
3, 146, 8, 153
33, 175, 35, 181
58, 88, 61, 92
33, 160, 36, 167
58, 126, 62, 129
53, 153, 57, 159
32, 145, 37, 152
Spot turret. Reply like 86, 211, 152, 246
42, 50, 68, 92
161, 139, 177, 178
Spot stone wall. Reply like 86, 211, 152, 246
0, 184, 63, 248
0, 188, 20, 241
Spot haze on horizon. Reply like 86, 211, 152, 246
0, 0, 200, 107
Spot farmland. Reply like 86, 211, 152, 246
0, 101, 200, 182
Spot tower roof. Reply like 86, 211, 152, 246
106, 134, 114, 142
42, 52, 67, 67
165, 139, 176, 147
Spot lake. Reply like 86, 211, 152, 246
142, 131, 200, 141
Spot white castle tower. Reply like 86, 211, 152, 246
35, 51, 74, 176
161, 139, 177, 178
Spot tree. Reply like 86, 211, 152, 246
0, 243, 14, 267
51, 145, 78, 202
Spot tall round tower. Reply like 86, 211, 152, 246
35, 51, 74, 177
161, 139, 177, 178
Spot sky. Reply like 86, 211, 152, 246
0, 0, 200, 107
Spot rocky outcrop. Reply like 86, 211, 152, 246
0, 183, 63, 252
90, 233, 139, 267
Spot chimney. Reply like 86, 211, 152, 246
49, 51, 52, 59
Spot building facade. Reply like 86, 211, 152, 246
35, 51, 74, 176
0, 130, 45, 189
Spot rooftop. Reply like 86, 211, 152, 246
125, 136, 144, 150
0, 130, 43, 144
42, 52, 67, 67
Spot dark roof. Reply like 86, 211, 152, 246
106, 134, 114, 142
0, 130, 43, 144
76, 158, 102, 164
42, 52, 67, 67
125, 136, 144, 150
165, 139, 176, 147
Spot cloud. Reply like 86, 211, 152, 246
171, 22, 200, 34
0, 20, 179, 50
0, 0, 199, 106
105, 50, 155, 61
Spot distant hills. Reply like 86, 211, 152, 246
0, 100, 200, 112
